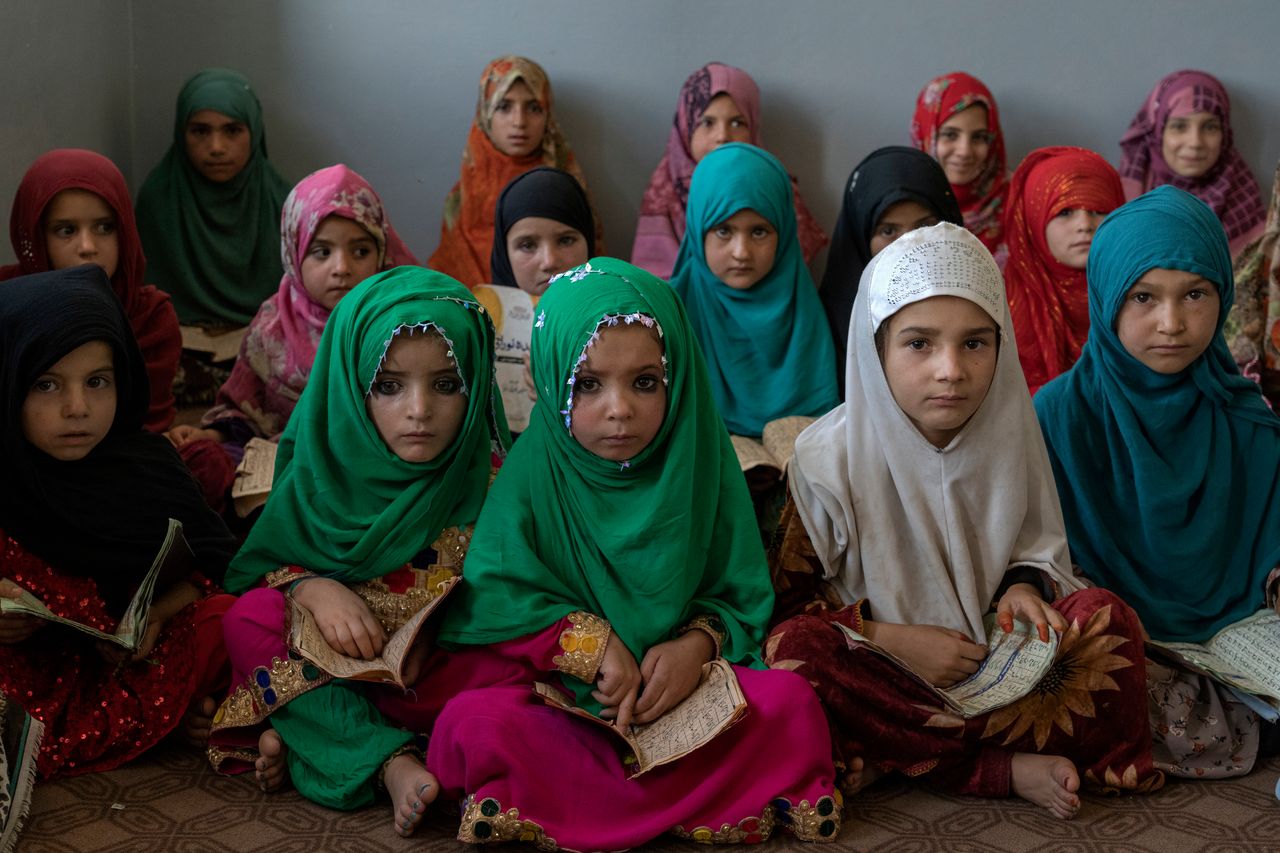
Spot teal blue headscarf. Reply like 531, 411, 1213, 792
1035, 186, 1280, 642
668, 143, 837, 437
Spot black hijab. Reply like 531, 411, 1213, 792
489, 167, 596, 289
0, 266, 234, 610
819, 147, 963, 387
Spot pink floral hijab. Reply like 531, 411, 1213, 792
202, 164, 418, 439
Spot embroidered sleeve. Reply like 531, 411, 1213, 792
678, 615, 725, 659
768, 497, 848, 628
263, 565, 317, 590
553, 611, 611, 683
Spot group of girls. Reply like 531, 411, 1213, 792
1, 52, 1279, 852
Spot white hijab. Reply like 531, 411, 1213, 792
790, 223, 1079, 639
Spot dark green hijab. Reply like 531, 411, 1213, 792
439, 258, 773, 711
136, 68, 290, 326
224, 267, 509, 593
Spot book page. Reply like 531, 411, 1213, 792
760, 416, 816, 474
180, 324, 248, 362
477, 285, 536, 433
628, 659, 746, 775
231, 438, 277, 499
940, 618, 1058, 717
729, 434, 780, 474
1152, 609, 1280, 703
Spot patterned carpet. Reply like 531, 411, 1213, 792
15, 746, 1280, 852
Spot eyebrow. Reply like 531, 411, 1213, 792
895, 325, 996, 337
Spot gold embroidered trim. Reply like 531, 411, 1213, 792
679, 614, 725, 659
264, 567, 314, 589
206, 745, 261, 775
458, 794, 557, 850
777, 793, 842, 842
552, 611, 610, 683
672, 808, 779, 844
209, 655, 331, 735
346, 525, 471, 633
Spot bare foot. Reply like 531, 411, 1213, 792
1011, 753, 1080, 819
255, 728, 289, 793
385, 752, 437, 838
840, 756, 881, 797
181, 695, 217, 746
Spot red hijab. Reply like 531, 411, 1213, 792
910, 72, 1009, 253
1003, 146, 1124, 393
3, 149, 181, 431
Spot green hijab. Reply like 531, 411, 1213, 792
439, 258, 774, 710
224, 266, 509, 593
136, 68, 290, 325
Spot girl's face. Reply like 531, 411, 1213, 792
22, 340, 117, 462
301, 215, 380, 310
1161, 111, 1223, 179
703, 208, 777, 291
869, 200, 940, 256
504, 216, 590, 296
880, 295, 999, 449
184, 108, 252, 183
1115, 267, 1219, 374
489, 80, 547, 158
43, 189, 120, 279
570, 324, 667, 462
935, 105, 991, 186
690, 94, 752, 163
1044, 208, 1107, 270
366, 332, 467, 463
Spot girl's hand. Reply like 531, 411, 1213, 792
166, 425, 224, 448
0, 579, 43, 645
866, 621, 987, 688
593, 633, 641, 730
996, 583, 1067, 642
99, 580, 202, 665
292, 578, 385, 660
632, 631, 714, 725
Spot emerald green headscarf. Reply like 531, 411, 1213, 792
439, 258, 773, 711
136, 68, 290, 325
224, 266, 509, 593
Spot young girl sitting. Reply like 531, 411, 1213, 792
208, 267, 523, 838
0, 265, 237, 779
1120, 70, 1265, 257
1035, 185, 1280, 780
1002, 147, 1125, 393
820, 146, 962, 386
668, 143, 838, 438
430, 56, 598, 287
3, 149, 182, 432
910, 72, 1010, 258
165, 164, 416, 512
1228, 159, 1280, 407
767, 223, 1161, 819
632, 61, 827, 280
428, 258, 840, 851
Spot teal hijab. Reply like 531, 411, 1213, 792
224, 267, 509, 593
136, 68, 290, 325
439, 258, 773, 713
1035, 186, 1280, 642
669, 143, 838, 436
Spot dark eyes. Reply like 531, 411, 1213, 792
373, 379, 401, 395
434, 377, 463, 395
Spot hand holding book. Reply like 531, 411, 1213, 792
0, 579, 44, 645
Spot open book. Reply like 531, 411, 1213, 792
287, 575, 460, 689
836, 616, 1059, 718
1147, 609, 1280, 713
0, 519, 192, 651
533, 658, 746, 777
230, 437, 277, 517
730, 416, 816, 478
180, 324, 248, 363
474, 284, 536, 433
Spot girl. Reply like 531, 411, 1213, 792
1228, 160, 1280, 407
1002, 147, 1125, 393
208, 267, 524, 838
0, 265, 237, 779
429, 56, 597, 287
1119, 70, 1265, 257
768, 223, 1160, 819
429, 258, 840, 851
1035, 186, 1280, 780
669, 143, 838, 438
3, 149, 182, 432
820, 146, 963, 387
136, 67, 290, 327
911, 72, 1009, 258
165, 165, 417, 510
632, 61, 827, 280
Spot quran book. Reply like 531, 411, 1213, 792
836, 616, 1059, 718
474, 284, 536, 433
288, 575, 460, 689
1147, 609, 1280, 712
179, 324, 248, 363
730, 416, 817, 478
230, 437, 277, 518
534, 658, 747, 777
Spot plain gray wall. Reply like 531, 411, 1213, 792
4, 0, 1279, 267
